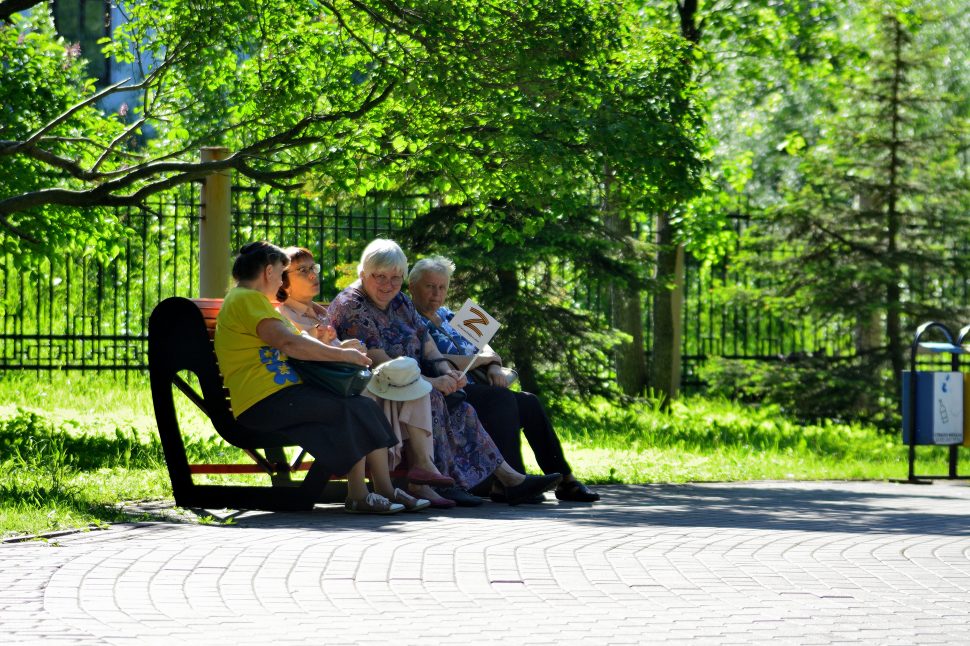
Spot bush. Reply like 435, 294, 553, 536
697, 355, 896, 428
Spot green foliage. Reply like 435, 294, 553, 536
0, 10, 129, 262
697, 356, 895, 428
735, 0, 970, 402
394, 11, 706, 397
550, 394, 926, 483
0, 407, 169, 539
0, 408, 165, 470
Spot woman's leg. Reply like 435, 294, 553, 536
491, 459, 563, 505
365, 447, 395, 498
493, 461, 526, 487
464, 383, 525, 471
366, 446, 431, 510
403, 423, 447, 475
514, 391, 572, 476
346, 457, 370, 500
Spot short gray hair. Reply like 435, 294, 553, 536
357, 238, 408, 277
409, 256, 455, 284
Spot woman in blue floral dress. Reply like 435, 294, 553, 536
328, 239, 562, 505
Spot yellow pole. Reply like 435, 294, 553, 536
199, 147, 231, 298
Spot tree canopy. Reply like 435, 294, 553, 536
1, 0, 704, 263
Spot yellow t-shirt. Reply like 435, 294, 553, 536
214, 287, 302, 416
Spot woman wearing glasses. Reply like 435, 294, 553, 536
214, 241, 411, 515
278, 246, 448, 508
328, 239, 562, 505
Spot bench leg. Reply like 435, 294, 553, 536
264, 446, 294, 486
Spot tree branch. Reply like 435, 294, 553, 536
0, 0, 40, 23
20, 78, 134, 149
91, 118, 147, 173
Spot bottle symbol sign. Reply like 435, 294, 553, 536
939, 398, 949, 424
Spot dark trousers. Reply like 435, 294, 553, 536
464, 383, 571, 476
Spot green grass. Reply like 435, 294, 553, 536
1, 372, 966, 539
543, 397, 937, 483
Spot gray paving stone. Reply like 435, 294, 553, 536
3, 481, 970, 644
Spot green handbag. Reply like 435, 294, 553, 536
287, 359, 372, 397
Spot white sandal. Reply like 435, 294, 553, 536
344, 492, 405, 514
392, 488, 431, 512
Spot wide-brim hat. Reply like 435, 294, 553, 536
366, 356, 432, 401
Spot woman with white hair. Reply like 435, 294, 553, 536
328, 239, 562, 505
277, 245, 441, 509
214, 241, 408, 515
408, 255, 599, 503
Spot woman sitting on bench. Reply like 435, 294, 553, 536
278, 246, 458, 510
328, 238, 563, 505
214, 240, 428, 515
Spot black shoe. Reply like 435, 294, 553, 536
504, 473, 562, 506
436, 485, 484, 507
467, 477, 494, 498
554, 479, 600, 502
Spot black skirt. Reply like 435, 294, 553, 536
237, 384, 397, 475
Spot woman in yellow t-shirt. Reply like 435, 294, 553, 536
214, 241, 428, 514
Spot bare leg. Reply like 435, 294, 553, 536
492, 461, 526, 487
365, 447, 396, 498
403, 423, 446, 475
346, 458, 370, 500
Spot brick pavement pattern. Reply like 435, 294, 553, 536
2, 481, 970, 645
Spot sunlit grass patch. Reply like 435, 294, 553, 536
2, 373, 966, 538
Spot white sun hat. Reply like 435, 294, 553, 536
366, 356, 433, 401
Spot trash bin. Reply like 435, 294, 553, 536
902, 371, 964, 445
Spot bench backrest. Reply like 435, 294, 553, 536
148, 296, 338, 510
148, 296, 290, 452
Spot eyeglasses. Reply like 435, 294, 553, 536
292, 263, 321, 277
370, 273, 403, 287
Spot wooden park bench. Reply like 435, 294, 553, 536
149, 296, 350, 511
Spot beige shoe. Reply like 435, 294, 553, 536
392, 488, 431, 512
344, 492, 405, 514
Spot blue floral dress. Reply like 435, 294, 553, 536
328, 285, 503, 488
419, 306, 486, 384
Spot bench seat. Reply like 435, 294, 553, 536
149, 296, 397, 511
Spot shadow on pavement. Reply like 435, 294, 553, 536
134, 481, 970, 538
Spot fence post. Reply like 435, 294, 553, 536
199, 147, 231, 298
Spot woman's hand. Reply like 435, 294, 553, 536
311, 323, 337, 343
430, 373, 462, 394
341, 347, 372, 367
487, 363, 509, 388
338, 338, 366, 351
445, 369, 467, 389
478, 348, 502, 365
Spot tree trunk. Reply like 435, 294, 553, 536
646, 0, 698, 406
651, 212, 685, 405
497, 268, 540, 394
886, 15, 905, 399
603, 166, 647, 395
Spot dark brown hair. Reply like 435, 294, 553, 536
276, 246, 315, 302
232, 241, 288, 282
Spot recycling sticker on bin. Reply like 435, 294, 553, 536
920, 372, 963, 444
933, 373, 964, 444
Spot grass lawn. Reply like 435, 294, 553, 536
1, 371, 965, 540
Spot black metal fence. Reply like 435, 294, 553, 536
0, 186, 419, 373
2, 184, 913, 385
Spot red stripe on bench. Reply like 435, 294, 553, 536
188, 463, 315, 474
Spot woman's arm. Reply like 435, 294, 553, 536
422, 336, 466, 393
440, 345, 502, 370
256, 318, 371, 367
366, 346, 393, 365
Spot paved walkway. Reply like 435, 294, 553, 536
3, 480, 970, 645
